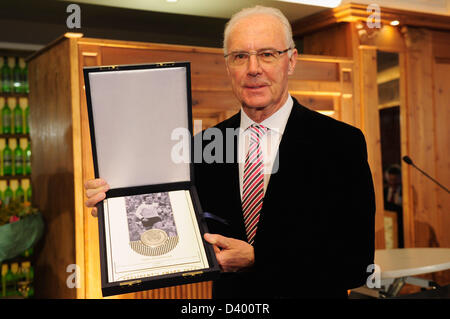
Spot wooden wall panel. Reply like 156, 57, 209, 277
400, 27, 450, 287
432, 32, 450, 245
77, 44, 104, 299
359, 46, 386, 249
432, 60, 450, 286
69, 38, 84, 299
433, 62, 450, 249
99, 46, 228, 76
301, 23, 352, 57
404, 29, 439, 248
294, 96, 334, 111
29, 39, 77, 299
339, 62, 355, 124
292, 58, 339, 81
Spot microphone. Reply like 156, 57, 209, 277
402, 156, 449, 193
402, 156, 413, 165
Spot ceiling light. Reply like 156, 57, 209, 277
390, 20, 400, 26
166, 0, 178, 3
277, 0, 342, 8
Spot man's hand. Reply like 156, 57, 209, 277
84, 178, 110, 217
203, 233, 254, 272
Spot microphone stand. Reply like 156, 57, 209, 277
403, 156, 450, 194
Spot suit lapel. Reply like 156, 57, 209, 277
263, 99, 310, 202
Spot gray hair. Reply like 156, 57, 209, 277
223, 6, 295, 56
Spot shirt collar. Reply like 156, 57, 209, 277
240, 94, 293, 135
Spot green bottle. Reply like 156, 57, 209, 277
1, 56, 12, 93
28, 265, 34, 298
14, 139, 24, 175
10, 263, 20, 296
0, 58, 2, 93
15, 183, 25, 203
13, 100, 23, 134
22, 247, 33, 258
26, 184, 32, 203
0, 58, 3, 93
2, 100, 11, 134
22, 61, 29, 94
16, 263, 25, 283
1, 264, 6, 297
25, 142, 31, 175
4, 265, 15, 296
3, 140, 13, 176
24, 103, 29, 134
13, 57, 22, 93
4, 182, 13, 205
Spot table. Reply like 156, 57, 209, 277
352, 248, 450, 298
375, 248, 450, 278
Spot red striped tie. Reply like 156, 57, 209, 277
242, 124, 268, 245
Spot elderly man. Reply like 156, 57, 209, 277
85, 6, 375, 299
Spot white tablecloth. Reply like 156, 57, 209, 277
375, 248, 450, 279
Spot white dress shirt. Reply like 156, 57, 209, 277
238, 95, 293, 200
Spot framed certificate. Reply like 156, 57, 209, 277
83, 62, 220, 297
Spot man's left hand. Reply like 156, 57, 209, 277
203, 233, 254, 272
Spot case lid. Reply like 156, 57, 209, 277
84, 63, 192, 190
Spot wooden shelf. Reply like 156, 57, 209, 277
0, 133, 30, 138
1, 253, 33, 265
379, 101, 400, 110
0, 175, 31, 181
0, 93, 29, 99
0, 133, 30, 139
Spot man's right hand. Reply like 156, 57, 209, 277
84, 178, 110, 217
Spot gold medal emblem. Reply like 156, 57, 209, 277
140, 229, 168, 248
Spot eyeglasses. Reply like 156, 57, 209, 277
224, 48, 293, 67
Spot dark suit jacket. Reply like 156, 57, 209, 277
194, 98, 376, 298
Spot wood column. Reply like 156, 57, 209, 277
29, 38, 77, 299
358, 45, 386, 249
402, 28, 447, 249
